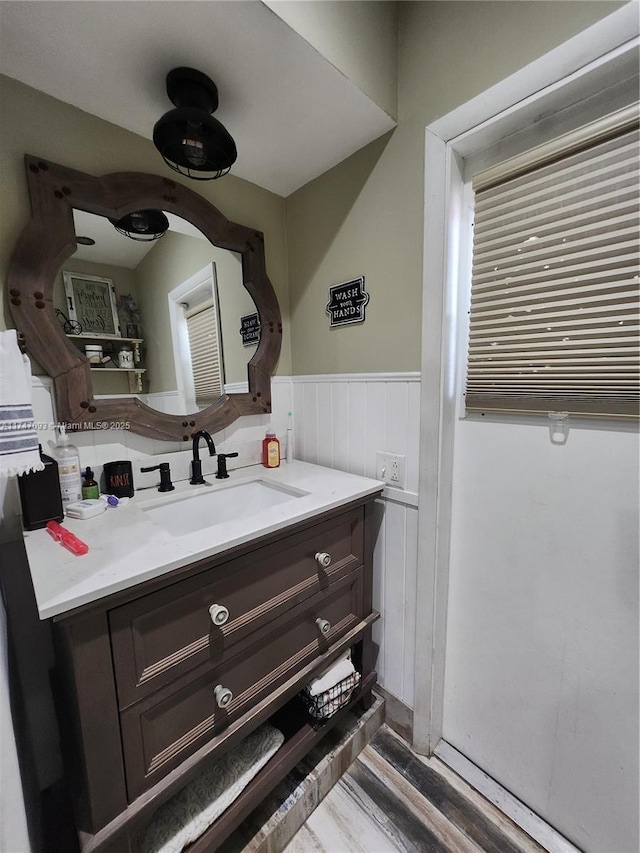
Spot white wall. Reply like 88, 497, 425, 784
292, 373, 420, 707
28, 377, 293, 476
443, 418, 639, 853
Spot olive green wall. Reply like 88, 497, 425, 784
285, 1, 623, 375
265, 0, 398, 119
0, 2, 623, 381
51, 234, 254, 395
0, 74, 291, 375
134, 231, 255, 393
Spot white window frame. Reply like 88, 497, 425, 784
414, 4, 639, 760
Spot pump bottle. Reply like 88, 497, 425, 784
52, 426, 82, 506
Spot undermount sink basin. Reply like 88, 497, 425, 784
141, 478, 306, 536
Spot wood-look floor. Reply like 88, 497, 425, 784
283, 727, 545, 853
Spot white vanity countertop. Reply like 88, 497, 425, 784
23, 461, 383, 620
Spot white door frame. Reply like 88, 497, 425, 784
413, 4, 640, 755
167, 263, 219, 412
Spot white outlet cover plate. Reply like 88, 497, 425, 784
376, 451, 406, 490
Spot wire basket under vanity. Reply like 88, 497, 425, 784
300, 671, 362, 722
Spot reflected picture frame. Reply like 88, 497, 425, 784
63, 271, 121, 337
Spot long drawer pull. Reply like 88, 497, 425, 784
315, 617, 331, 635
209, 604, 230, 626
214, 684, 233, 708
315, 552, 332, 568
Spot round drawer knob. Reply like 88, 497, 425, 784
209, 604, 230, 626
315, 617, 331, 635
315, 552, 332, 568
214, 684, 233, 708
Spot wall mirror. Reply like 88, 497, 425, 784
8, 156, 282, 442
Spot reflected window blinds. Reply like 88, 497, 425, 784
466, 104, 639, 418
186, 300, 223, 403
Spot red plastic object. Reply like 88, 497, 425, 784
46, 520, 89, 555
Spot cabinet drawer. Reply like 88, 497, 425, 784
109, 508, 364, 709
119, 569, 363, 799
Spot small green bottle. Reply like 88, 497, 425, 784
81, 467, 100, 500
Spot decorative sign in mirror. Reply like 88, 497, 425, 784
8, 156, 282, 442
240, 313, 261, 347
63, 271, 121, 336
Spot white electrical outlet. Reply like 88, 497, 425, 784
376, 451, 406, 489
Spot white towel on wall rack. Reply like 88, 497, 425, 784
0, 330, 43, 478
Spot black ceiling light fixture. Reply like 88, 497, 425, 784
153, 67, 237, 180
111, 209, 169, 242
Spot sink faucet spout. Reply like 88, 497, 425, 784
190, 431, 216, 485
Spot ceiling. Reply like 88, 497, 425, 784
0, 1, 396, 197
72, 210, 209, 269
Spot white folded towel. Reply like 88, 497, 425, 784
307, 650, 355, 697
0, 331, 43, 477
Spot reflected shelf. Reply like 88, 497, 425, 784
89, 366, 146, 394
67, 333, 143, 343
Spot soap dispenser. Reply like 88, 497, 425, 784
52, 426, 82, 506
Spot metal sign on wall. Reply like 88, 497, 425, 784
325, 277, 370, 327
239, 313, 261, 346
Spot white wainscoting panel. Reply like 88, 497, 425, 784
291, 373, 420, 709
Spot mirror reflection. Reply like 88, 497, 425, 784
53, 210, 260, 413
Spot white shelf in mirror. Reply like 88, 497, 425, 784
67, 333, 143, 364
67, 333, 143, 343
89, 366, 146, 393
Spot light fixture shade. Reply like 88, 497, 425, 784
153, 67, 237, 180
111, 209, 169, 241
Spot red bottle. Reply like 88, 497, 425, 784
262, 431, 280, 468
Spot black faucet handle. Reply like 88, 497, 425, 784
215, 452, 239, 479
141, 462, 175, 492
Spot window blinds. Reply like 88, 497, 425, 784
466, 106, 639, 418
186, 301, 223, 403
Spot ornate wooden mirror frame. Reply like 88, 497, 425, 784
7, 156, 282, 442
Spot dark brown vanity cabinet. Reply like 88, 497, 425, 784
51, 496, 380, 853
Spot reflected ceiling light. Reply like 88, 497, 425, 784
111, 209, 169, 241
153, 67, 237, 180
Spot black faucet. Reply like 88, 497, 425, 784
216, 452, 239, 479
140, 462, 174, 492
190, 430, 216, 485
